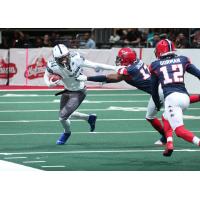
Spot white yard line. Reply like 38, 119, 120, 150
0, 130, 200, 136
23, 160, 46, 163
1, 93, 148, 97
0, 130, 160, 136
4, 156, 27, 159
0, 149, 200, 156
0, 107, 148, 113
0, 100, 149, 104
0, 119, 148, 123
41, 165, 66, 168
1, 107, 200, 113
0, 115, 199, 123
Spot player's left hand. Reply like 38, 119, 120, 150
76, 74, 87, 81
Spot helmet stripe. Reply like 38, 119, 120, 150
57, 44, 62, 54
165, 39, 172, 52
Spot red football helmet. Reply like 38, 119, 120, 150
116, 47, 137, 66
155, 39, 176, 58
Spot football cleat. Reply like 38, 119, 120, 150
154, 136, 167, 146
88, 114, 97, 132
56, 132, 71, 145
163, 141, 174, 157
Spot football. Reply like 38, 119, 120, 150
49, 74, 62, 82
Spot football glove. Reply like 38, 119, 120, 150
76, 74, 87, 81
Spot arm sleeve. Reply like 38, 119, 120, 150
151, 72, 161, 111
186, 63, 200, 79
82, 59, 119, 72
87, 73, 123, 83
87, 75, 107, 82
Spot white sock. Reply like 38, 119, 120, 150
59, 119, 71, 133
192, 136, 200, 146
70, 112, 89, 121
167, 137, 173, 142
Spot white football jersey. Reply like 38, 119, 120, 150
44, 51, 119, 91
45, 52, 86, 91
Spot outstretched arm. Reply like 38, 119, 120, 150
186, 63, 200, 79
82, 59, 121, 72
88, 73, 124, 83
76, 73, 124, 83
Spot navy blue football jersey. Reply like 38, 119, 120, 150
150, 55, 200, 108
118, 58, 152, 94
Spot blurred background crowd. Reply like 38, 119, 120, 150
0, 28, 200, 49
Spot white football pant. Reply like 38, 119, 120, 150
146, 84, 164, 119
163, 92, 189, 130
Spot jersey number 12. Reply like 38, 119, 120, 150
160, 64, 184, 84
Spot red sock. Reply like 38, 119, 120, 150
146, 118, 164, 136
162, 115, 173, 138
175, 125, 195, 143
189, 95, 200, 103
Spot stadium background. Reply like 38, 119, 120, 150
0, 0, 199, 195
0, 28, 200, 172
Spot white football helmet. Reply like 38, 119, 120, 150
53, 44, 69, 58
53, 44, 70, 67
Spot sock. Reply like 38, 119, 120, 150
192, 136, 200, 146
189, 95, 200, 104
167, 137, 173, 142
59, 119, 71, 133
175, 125, 196, 143
146, 118, 165, 136
70, 112, 89, 121
162, 115, 173, 139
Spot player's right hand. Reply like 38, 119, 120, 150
49, 77, 61, 87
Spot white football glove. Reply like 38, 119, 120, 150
76, 74, 87, 81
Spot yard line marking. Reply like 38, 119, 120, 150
1, 93, 148, 97
1, 149, 200, 156
0, 107, 148, 113
4, 156, 27, 159
0, 130, 159, 136
0, 109, 59, 112
1, 107, 200, 113
41, 165, 66, 168
0, 100, 148, 104
23, 160, 46, 163
0, 119, 147, 123
0, 115, 199, 123
2, 94, 41, 97
1, 130, 200, 136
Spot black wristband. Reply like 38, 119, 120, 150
87, 75, 107, 82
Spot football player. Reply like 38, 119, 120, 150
44, 44, 117, 145
150, 39, 200, 156
77, 47, 200, 147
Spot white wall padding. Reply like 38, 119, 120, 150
1, 47, 200, 94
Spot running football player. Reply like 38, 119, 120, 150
44, 44, 118, 145
150, 39, 200, 156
